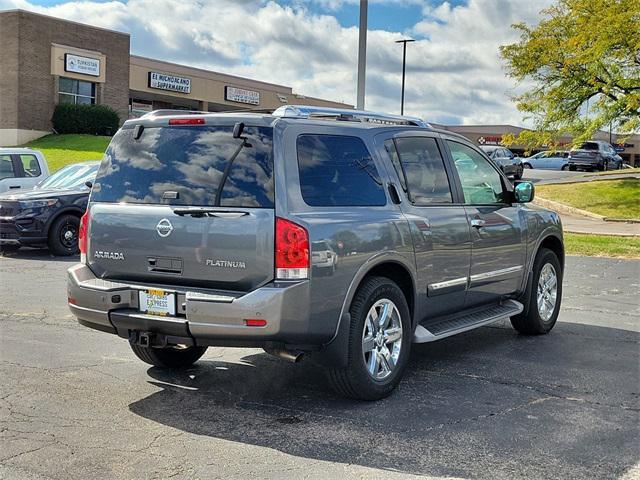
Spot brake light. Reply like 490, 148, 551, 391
275, 217, 309, 280
79, 210, 89, 264
168, 118, 205, 125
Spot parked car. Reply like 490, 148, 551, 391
0, 148, 50, 193
523, 151, 569, 170
568, 141, 623, 171
68, 107, 564, 400
0, 161, 99, 255
479, 146, 524, 179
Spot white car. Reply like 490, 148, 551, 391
0, 148, 50, 194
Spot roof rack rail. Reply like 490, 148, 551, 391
140, 109, 209, 118
272, 105, 430, 128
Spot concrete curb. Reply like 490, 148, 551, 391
604, 217, 640, 224
538, 174, 640, 186
533, 196, 605, 220
534, 197, 640, 225
563, 229, 640, 238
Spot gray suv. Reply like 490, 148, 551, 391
68, 106, 564, 400
568, 140, 623, 171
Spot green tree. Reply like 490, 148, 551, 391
500, 0, 640, 150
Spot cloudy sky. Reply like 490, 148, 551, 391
1, 0, 554, 125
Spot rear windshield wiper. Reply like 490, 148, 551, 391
214, 123, 253, 206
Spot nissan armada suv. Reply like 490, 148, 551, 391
68, 106, 564, 400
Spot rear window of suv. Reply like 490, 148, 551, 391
91, 125, 274, 207
579, 142, 599, 150
297, 134, 386, 207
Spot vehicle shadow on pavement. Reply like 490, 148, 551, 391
0, 247, 77, 262
128, 321, 639, 479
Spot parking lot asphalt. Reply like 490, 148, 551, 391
521, 168, 639, 185
1, 251, 639, 480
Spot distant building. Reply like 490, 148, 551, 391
0, 10, 351, 146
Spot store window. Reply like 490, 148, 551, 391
58, 77, 96, 105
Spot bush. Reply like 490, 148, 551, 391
52, 104, 119, 136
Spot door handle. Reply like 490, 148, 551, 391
471, 219, 485, 228
9, 186, 20, 189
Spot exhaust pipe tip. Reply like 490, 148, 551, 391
265, 348, 304, 363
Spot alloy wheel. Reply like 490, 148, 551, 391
362, 298, 403, 380
537, 263, 558, 321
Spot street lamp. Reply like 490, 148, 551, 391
356, 0, 368, 110
395, 38, 415, 115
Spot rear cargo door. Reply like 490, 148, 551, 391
88, 124, 275, 292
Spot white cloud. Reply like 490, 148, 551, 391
0, 0, 553, 125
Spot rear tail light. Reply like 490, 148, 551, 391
168, 118, 205, 125
79, 209, 89, 264
275, 217, 309, 280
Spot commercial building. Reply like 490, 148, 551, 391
436, 124, 640, 166
2, 9, 638, 165
0, 10, 351, 146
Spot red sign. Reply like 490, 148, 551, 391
477, 136, 503, 146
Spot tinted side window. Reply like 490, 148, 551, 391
392, 137, 452, 205
297, 134, 386, 207
448, 141, 506, 204
19, 155, 41, 177
384, 139, 407, 191
0, 155, 15, 180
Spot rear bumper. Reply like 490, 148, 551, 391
67, 263, 323, 348
568, 159, 602, 168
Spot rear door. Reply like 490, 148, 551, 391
15, 153, 47, 190
378, 132, 471, 319
88, 123, 276, 292
0, 154, 19, 193
444, 139, 526, 307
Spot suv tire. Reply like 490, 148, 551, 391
130, 344, 208, 369
327, 276, 411, 401
511, 248, 562, 335
48, 214, 80, 256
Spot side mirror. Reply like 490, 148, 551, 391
85, 181, 93, 189
514, 181, 534, 203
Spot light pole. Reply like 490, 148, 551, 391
396, 38, 415, 115
356, 0, 368, 110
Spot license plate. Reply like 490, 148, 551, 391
139, 289, 176, 316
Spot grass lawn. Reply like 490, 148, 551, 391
536, 178, 640, 219
21, 134, 111, 172
565, 233, 640, 259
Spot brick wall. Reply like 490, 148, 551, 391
0, 12, 20, 130
6, 11, 130, 133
